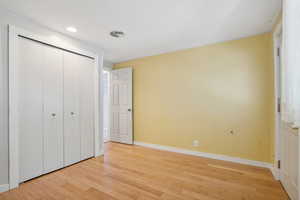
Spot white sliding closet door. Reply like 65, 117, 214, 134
63, 52, 81, 166
79, 56, 95, 160
63, 52, 95, 164
11, 27, 99, 188
43, 46, 64, 174
17, 38, 44, 182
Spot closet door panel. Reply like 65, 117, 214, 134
63, 52, 81, 166
17, 38, 44, 182
43, 46, 64, 173
79, 57, 95, 160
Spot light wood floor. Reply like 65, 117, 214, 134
0, 142, 288, 200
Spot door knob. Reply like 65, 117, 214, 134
70, 112, 75, 116
51, 113, 56, 117
128, 109, 132, 112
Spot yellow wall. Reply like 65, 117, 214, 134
114, 33, 274, 163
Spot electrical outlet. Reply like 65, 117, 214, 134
192, 140, 199, 147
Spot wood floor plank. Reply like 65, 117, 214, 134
0, 142, 289, 200
83, 188, 118, 200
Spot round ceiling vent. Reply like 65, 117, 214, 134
110, 31, 125, 38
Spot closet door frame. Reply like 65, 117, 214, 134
8, 25, 102, 190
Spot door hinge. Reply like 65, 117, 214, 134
278, 160, 281, 169
277, 97, 281, 113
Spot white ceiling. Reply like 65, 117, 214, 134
0, 0, 281, 63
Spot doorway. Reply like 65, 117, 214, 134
110, 68, 133, 144
102, 67, 133, 145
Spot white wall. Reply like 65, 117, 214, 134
0, 8, 104, 185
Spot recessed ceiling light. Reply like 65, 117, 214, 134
66, 26, 77, 33
110, 31, 125, 38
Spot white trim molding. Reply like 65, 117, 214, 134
0, 184, 9, 193
271, 167, 280, 180
272, 18, 282, 182
99, 148, 104, 156
134, 141, 273, 169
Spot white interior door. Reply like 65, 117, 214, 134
78, 56, 95, 160
63, 52, 81, 166
43, 45, 64, 174
110, 68, 133, 144
17, 37, 44, 182
277, 39, 299, 200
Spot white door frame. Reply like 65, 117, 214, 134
273, 21, 282, 180
8, 25, 102, 189
103, 69, 111, 142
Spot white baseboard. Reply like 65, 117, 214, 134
271, 167, 280, 180
0, 184, 9, 193
99, 148, 104, 156
134, 141, 273, 169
